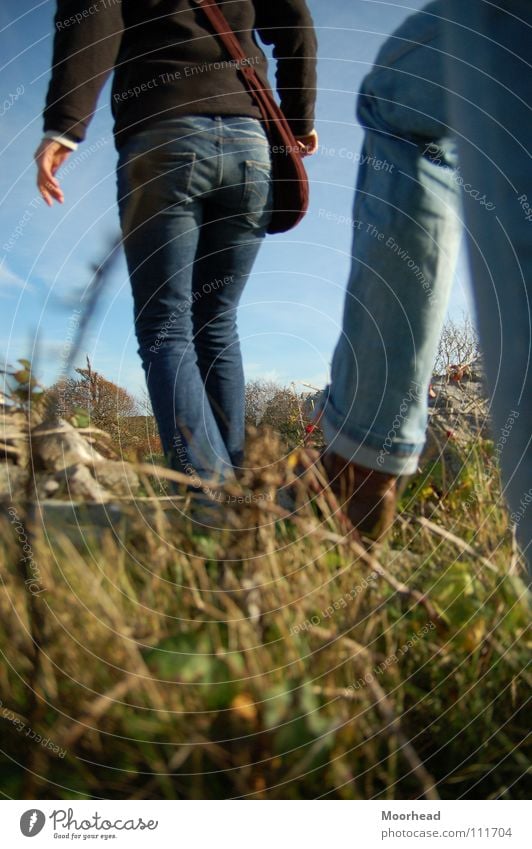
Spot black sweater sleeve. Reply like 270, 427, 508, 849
254, 0, 317, 134
43, 0, 123, 141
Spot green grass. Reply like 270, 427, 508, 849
0, 433, 529, 799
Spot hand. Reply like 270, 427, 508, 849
295, 129, 319, 157
34, 139, 72, 206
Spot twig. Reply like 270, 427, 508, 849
406, 514, 498, 574
254, 498, 442, 623
62, 236, 123, 377
509, 525, 520, 577
313, 627, 439, 800
60, 677, 134, 749
132, 461, 220, 490
0, 443, 22, 458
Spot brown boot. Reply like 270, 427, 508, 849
322, 451, 405, 542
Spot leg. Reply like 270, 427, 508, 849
116, 118, 233, 485
320, 2, 462, 537
322, 1, 461, 477
192, 214, 266, 470
443, 0, 532, 579
192, 118, 272, 471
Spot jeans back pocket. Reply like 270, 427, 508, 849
242, 159, 273, 226
118, 148, 197, 235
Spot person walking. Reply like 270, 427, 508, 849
318, 0, 531, 580
35, 0, 318, 503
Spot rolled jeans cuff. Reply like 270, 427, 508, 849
321, 411, 422, 476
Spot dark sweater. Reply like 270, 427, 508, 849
44, 0, 317, 147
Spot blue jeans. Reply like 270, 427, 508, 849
321, 1, 532, 574
117, 116, 272, 486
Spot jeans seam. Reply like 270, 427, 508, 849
242, 159, 273, 212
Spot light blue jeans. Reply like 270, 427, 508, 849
321, 1, 532, 574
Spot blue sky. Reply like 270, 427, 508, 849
0, 0, 473, 398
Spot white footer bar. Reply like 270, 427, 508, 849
3, 800, 528, 848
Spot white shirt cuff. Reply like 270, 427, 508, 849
43, 131, 79, 151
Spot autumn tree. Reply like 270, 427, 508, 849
261, 386, 304, 448
125, 388, 162, 458
245, 379, 280, 426
48, 357, 143, 452
434, 315, 480, 377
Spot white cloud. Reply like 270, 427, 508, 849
0, 261, 33, 295
244, 365, 286, 384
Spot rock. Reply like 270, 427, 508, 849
33, 477, 61, 500
56, 463, 112, 503
24, 417, 143, 502
77, 429, 118, 460
1, 408, 29, 466
422, 372, 490, 487
1, 409, 143, 505
91, 460, 140, 497
32, 417, 105, 472
0, 408, 28, 432
43, 479, 60, 496
0, 464, 27, 500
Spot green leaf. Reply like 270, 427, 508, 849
69, 407, 91, 428
144, 632, 243, 710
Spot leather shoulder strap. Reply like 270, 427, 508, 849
190, 0, 299, 139
190, 0, 280, 126
190, 0, 249, 64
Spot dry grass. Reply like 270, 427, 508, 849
0, 431, 529, 799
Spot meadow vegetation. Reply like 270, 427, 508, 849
0, 409, 529, 799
